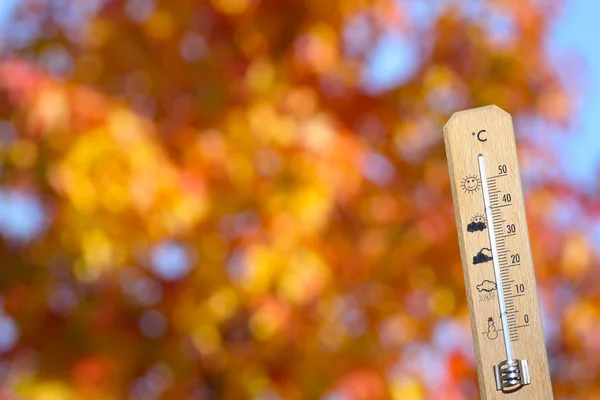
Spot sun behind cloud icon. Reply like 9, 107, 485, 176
467, 214, 487, 232
461, 175, 481, 193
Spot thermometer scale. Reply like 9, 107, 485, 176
444, 106, 553, 399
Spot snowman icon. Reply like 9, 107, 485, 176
486, 317, 498, 340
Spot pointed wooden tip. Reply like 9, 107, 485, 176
444, 105, 511, 138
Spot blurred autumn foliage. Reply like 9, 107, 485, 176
0, 0, 597, 399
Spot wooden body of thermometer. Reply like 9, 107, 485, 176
444, 106, 553, 399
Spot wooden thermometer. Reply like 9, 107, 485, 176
444, 106, 553, 399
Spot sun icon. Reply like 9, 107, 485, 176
472, 214, 486, 223
461, 175, 480, 193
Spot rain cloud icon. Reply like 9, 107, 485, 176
476, 280, 497, 293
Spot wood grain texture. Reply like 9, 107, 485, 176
444, 106, 553, 399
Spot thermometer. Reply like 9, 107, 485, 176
444, 106, 553, 399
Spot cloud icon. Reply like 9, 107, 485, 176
473, 248, 493, 265
476, 280, 497, 293
467, 221, 487, 232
